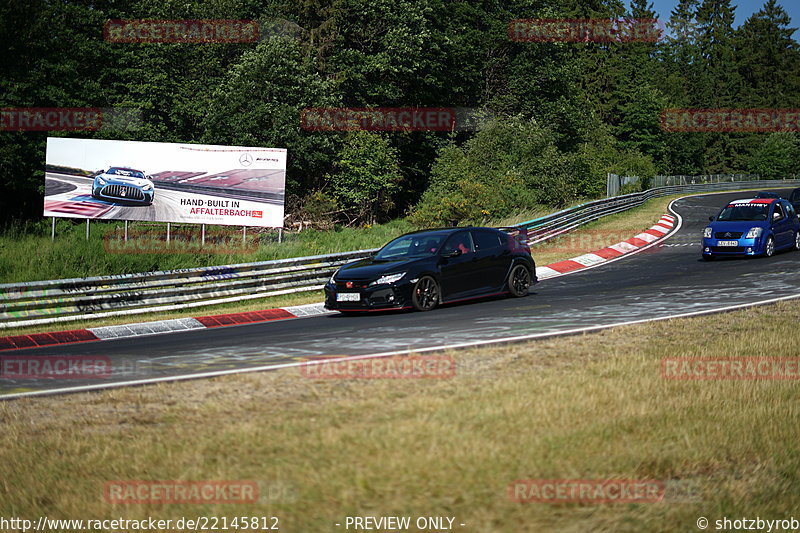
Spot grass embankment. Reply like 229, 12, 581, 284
0, 218, 416, 283
0, 196, 678, 337
2, 299, 799, 531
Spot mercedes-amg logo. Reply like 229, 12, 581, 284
239, 153, 253, 166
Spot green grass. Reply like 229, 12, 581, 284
0, 218, 415, 283
2, 298, 799, 531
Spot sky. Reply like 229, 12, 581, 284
650, 0, 799, 36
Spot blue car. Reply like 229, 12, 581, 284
92, 167, 154, 205
702, 197, 800, 260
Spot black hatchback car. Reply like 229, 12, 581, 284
324, 227, 537, 312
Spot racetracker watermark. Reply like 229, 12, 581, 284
104, 20, 259, 43
0, 356, 152, 380
103, 229, 259, 255
104, 481, 258, 504
509, 18, 664, 43
1, 107, 142, 132
2, 108, 100, 131
661, 357, 800, 380
660, 108, 800, 132
300, 355, 456, 379
509, 479, 665, 503
300, 107, 491, 132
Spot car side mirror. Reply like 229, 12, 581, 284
442, 249, 462, 258
708, 216, 714, 222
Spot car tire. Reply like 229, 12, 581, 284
764, 235, 776, 257
411, 276, 439, 312
507, 264, 532, 297
794, 231, 800, 251
702, 255, 714, 261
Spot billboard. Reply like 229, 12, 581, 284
44, 138, 286, 227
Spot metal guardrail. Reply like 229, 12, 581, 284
3, 179, 800, 328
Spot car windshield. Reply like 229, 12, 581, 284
107, 168, 145, 179
717, 204, 769, 221
374, 233, 448, 260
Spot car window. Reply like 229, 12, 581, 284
787, 203, 797, 218
107, 168, 145, 179
441, 232, 474, 255
774, 203, 785, 220
472, 230, 502, 251
374, 233, 447, 259
717, 204, 769, 221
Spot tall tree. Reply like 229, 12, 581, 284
734, 0, 800, 108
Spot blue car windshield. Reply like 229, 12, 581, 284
717, 204, 769, 221
107, 168, 145, 179
375, 233, 448, 259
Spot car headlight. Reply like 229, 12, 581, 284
745, 227, 763, 239
370, 272, 406, 286
96, 177, 106, 185
703, 227, 712, 238
329, 269, 340, 284
142, 184, 153, 191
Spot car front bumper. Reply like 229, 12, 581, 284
93, 183, 154, 204
702, 237, 763, 256
324, 281, 414, 311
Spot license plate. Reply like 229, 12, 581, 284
337, 292, 360, 302
718, 240, 738, 247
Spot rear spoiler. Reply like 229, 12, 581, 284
497, 226, 530, 252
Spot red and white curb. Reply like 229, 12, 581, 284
0, 217, 676, 352
535, 215, 676, 280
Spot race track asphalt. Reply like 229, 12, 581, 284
4, 189, 800, 397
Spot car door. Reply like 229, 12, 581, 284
786, 202, 800, 236
470, 229, 508, 292
770, 202, 792, 248
438, 231, 480, 300
783, 202, 800, 246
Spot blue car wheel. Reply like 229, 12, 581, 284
764, 235, 775, 257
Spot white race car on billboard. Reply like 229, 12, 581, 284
92, 167, 154, 205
